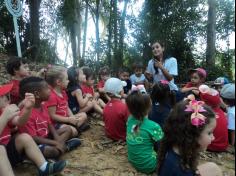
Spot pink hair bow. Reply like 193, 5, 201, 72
185, 99, 207, 127
160, 80, 169, 85
131, 85, 147, 94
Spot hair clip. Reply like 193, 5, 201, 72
185, 99, 207, 127
160, 80, 169, 85
131, 85, 147, 94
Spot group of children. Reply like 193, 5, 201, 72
0, 56, 235, 176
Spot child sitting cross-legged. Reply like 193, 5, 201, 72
103, 78, 130, 141
126, 89, 164, 174
199, 85, 228, 152
45, 65, 88, 137
0, 83, 66, 176
19, 77, 81, 159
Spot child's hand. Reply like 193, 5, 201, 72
55, 142, 66, 153
2, 104, 20, 121
86, 94, 93, 101
68, 117, 78, 126
22, 93, 35, 109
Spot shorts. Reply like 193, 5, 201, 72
5, 136, 25, 166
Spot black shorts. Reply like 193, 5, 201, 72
5, 136, 25, 166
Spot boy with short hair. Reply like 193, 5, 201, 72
0, 83, 66, 176
130, 62, 146, 86
103, 78, 130, 141
19, 77, 81, 159
118, 67, 132, 95
220, 83, 235, 146
6, 56, 30, 104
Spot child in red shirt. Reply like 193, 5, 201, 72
103, 78, 130, 141
6, 57, 30, 104
0, 83, 66, 175
199, 85, 229, 152
181, 68, 207, 97
97, 66, 111, 103
45, 65, 88, 137
19, 77, 81, 159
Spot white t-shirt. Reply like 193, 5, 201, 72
227, 106, 235, 130
130, 74, 146, 85
146, 57, 178, 90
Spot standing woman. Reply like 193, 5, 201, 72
145, 41, 179, 91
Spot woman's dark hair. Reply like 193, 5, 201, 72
126, 91, 151, 132
82, 67, 94, 80
221, 97, 235, 107
157, 100, 216, 174
151, 82, 176, 107
6, 56, 28, 76
19, 76, 45, 99
67, 66, 79, 90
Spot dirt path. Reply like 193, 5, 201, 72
14, 118, 235, 176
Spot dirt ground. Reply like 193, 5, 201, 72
13, 117, 235, 176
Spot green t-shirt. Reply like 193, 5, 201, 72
126, 115, 164, 174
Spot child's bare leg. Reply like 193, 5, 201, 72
229, 130, 235, 146
197, 162, 222, 176
92, 100, 103, 114
56, 125, 72, 142
98, 98, 106, 108
75, 112, 88, 127
42, 146, 61, 159
15, 133, 46, 168
79, 101, 93, 113
0, 145, 14, 176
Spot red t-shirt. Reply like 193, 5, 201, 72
207, 107, 228, 152
45, 89, 69, 124
103, 99, 130, 141
19, 104, 51, 138
81, 85, 94, 96
97, 80, 105, 89
0, 109, 13, 145
9, 79, 20, 104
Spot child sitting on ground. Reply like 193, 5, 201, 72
103, 78, 130, 141
157, 98, 222, 176
0, 83, 66, 175
130, 62, 146, 86
220, 83, 235, 146
149, 80, 176, 128
19, 77, 81, 159
45, 65, 88, 137
81, 67, 106, 109
67, 66, 103, 117
126, 89, 163, 174
97, 66, 111, 103
118, 67, 132, 95
6, 56, 30, 104
199, 85, 228, 152
181, 68, 207, 97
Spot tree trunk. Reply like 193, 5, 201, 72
75, 0, 82, 66
95, 0, 101, 65
118, 0, 128, 67
70, 25, 77, 66
113, 0, 118, 71
82, 0, 89, 66
29, 0, 41, 61
107, 0, 113, 68
206, 0, 216, 68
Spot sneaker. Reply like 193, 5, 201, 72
38, 160, 67, 176
77, 123, 90, 133
66, 138, 81, 151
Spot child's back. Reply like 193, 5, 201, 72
126, 91, 163, 174
103, 78, 129, 141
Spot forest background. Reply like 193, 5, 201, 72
0, 0, 235, 83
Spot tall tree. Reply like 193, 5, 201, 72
95, 0, 101, 64
82, 0, 89, 65
206, 0, 217, 68
29, 0, 42, 61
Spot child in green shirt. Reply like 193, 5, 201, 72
126, 89, 164, 174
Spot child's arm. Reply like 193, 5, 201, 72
48, 106, 78, 126
0, 104, 20, 134
12, 93, 35, 126
181, 87, 198, 93
73, 89, 90, 108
